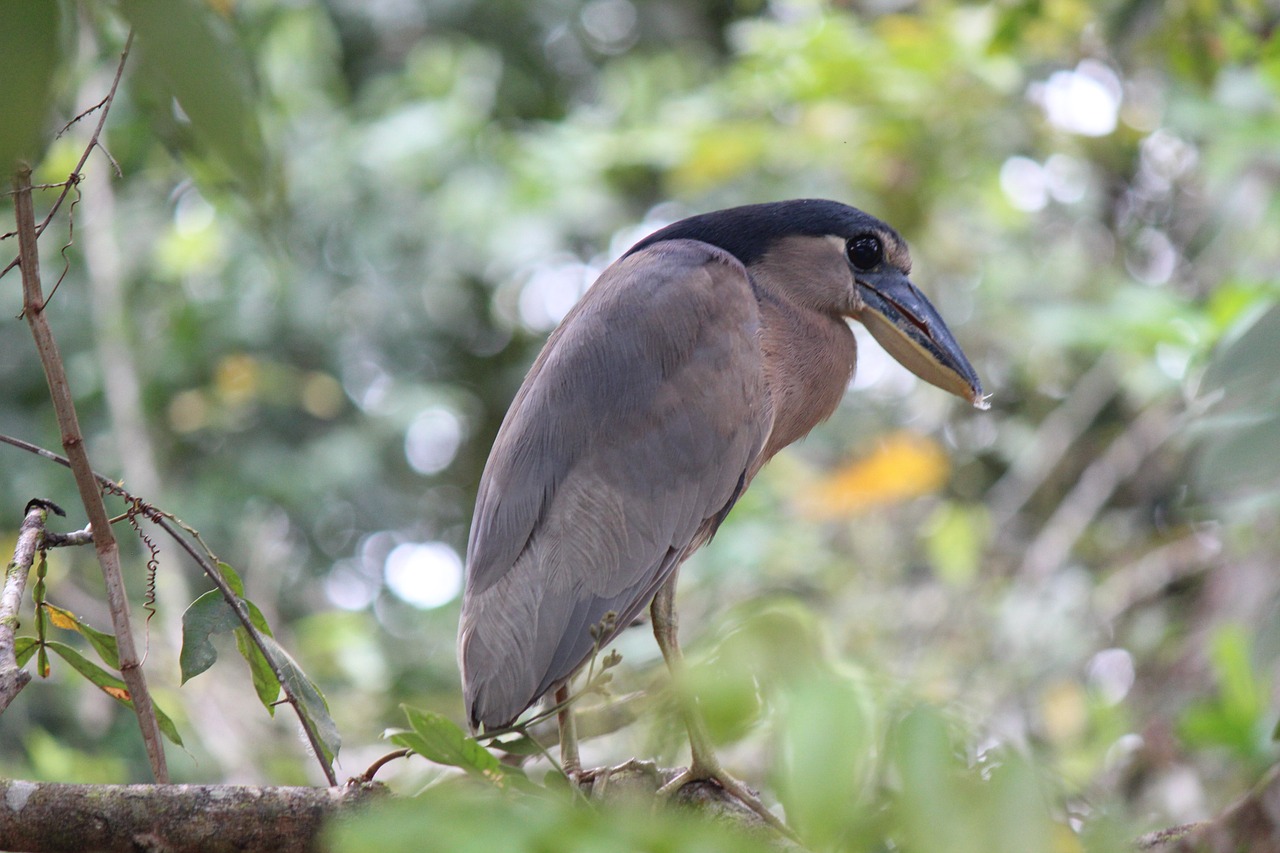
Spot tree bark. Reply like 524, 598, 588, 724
0, 780, 382, 853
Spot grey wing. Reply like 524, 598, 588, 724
458, 239, 771, 730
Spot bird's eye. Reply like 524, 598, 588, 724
846, 235, 883, 271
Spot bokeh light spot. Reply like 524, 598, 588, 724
384, 542, 463, 609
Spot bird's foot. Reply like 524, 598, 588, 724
575, 759, 662, 795
656, 764, 799, 842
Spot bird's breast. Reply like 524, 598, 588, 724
757, 302, 857, 462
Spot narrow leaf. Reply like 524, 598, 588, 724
234, 602, 281, 710
44, 641, 184, 746
218, 561, 246, 598
42, 603, 121, 670
259, 634, 341, 765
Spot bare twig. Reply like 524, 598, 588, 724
0, 432, 340, 786
1018, 399, 1180, 580
356, 749, 411, 783
12, 164, 168, 782
45, 525, 94, 548
0, 501, 60, 712
0, 31, 133, 285
988, 354, 1121, 529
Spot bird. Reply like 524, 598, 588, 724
457, 199, 985, 822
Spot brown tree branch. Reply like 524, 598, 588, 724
0, 780, 383, 853
1140, 763, 1280, 852
0, 502, 58, 712
12, 165, 168, 782
0, 432, 340, 786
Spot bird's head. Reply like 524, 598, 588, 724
631, 199, 988, 409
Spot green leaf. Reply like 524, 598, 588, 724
485, 735, 544, 757
258, 634, 341, 766
924, 502, 991, 587
179, 586, 338, 766
0, 0, 62, 172
218, 561, 246, 598
399, 705, 501, 778
42, 603, 121, 670
1179, 625, 1269, 759
180, 588, 278, 707
179, 588, 243, 682
118, 0, 267, 187
775, 673, 878, 846
14, 636, 37, 667
234, 599, 281, 710
44, 641, 184, 746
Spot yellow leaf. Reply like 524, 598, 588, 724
43, 603, 78, 631
102, 686, 131, 702
799, 431, 950, 519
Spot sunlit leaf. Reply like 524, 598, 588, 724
799, 431, 951, 519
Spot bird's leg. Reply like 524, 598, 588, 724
649, 577, 797, 840
649, 577, 720, 778
556, 684, 581, 778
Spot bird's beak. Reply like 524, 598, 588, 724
855, 270, 988, 409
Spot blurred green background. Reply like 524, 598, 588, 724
2, 0, 1279, 848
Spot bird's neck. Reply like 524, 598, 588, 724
756, 296, 857, 464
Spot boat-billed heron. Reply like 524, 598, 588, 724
458, 199, 984, 817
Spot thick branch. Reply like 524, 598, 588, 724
1142, 763, 1280, 852
0, 780, 381, 853
0, 502, 53, 712
12, 165, 168, 782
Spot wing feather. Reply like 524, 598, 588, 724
458, 239, 770, 729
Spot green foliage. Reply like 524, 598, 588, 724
391, 705, 503, 781
0, 0, 62, 172
2, 0, 1280, 844
42, 603, 120, 670
774, 674, 879, 848
42, 641, 183, 747
1178, 625, 1276, 768
180, 561, 341, 766
118, 0, 268, 192
325, 780, 780, 853
1193, 302, 1280, 514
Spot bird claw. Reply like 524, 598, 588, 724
656, 766, 799, 842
